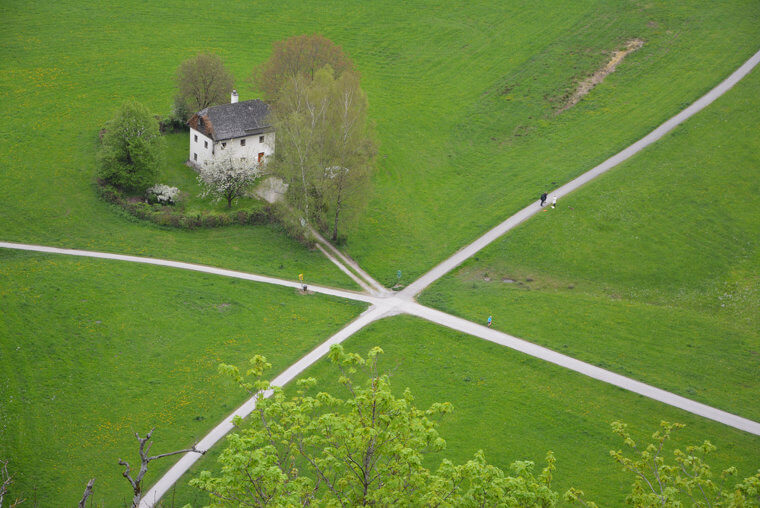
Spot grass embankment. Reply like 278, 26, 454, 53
170, 316, 760, 506
0, 251, 366, 505
419, 66, 760, 421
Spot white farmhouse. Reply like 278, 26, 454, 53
187, 90, 274, 169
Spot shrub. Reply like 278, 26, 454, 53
95, 180, 270, 230
270, 201, 313, 246
146, 184, 180, 205
97, 99, 164, 192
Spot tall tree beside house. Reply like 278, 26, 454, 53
324, 70, 375, 241
176, 53, 235, 112
272, 65, 375, 241
251, 34, 355, 102
189, 345, 560, 507
97, 99, 164, 192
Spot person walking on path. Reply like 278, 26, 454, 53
299, 273, 307, 292
540, 192, 548, 207
551, 195, 557, 208
487, 315, 493, 327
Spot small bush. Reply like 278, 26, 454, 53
270, 202, 313, 246
146, 184, 180, 205
202, 214, 220, 228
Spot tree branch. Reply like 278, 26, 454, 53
78, 478, 95, 508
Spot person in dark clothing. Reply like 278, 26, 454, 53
540, 192, 548, 206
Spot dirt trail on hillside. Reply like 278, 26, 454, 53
559, 39, 644, 113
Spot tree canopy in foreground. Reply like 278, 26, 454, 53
190, 346, 559, 506
566, 421, 760, 507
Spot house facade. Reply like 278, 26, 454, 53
187, 90, 275, 169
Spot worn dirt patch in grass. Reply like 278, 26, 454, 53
558, 38, 644, 113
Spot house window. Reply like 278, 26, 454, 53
259, 135, 264, 143
221, 142, 226, 149
241, 138, 246, 146
204, 140, 208, 148
258, 152, 265, 162
193, 153, 197, 161
194, 134, 198, 142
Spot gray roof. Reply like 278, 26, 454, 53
193, 99, 272, 141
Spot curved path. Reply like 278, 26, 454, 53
3, 47, 759, 507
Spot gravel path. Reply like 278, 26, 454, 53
0, 242, 378, 305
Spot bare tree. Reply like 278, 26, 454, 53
176, 53, 234, 112
251, 34, 355, 102
0, 459, 24, 507
78, 478, 95, 508
119, 429, 204, 508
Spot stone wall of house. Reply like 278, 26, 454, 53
189, 127, 214, 167
214, 131, 275, 166
189, 129, 275, 169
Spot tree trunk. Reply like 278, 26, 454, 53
331, 194, 342, 242
78, 478, 95, 508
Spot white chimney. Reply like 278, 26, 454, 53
231, 90, 238, 104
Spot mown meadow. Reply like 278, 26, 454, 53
1, 0, 758, 505
1, 1, 758, 282
0, 251, 365, 504
419, 64, 760, 422
342, 1, 760, 283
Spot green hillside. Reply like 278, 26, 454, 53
0, 252, 365, 504
419, 64, 760, 421
1, 0, 757, 505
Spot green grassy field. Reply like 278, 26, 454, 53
0, 251, 366, 505
169, 316, 760, 506
1, 1, 758, 284
419, 65, 760, 421
342, 1, 760, 283
2, 0, 758, 505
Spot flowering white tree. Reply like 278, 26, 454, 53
198, 154, 261, 208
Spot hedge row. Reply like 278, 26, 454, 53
96, 181, 270, 230
96, 180, 315, 246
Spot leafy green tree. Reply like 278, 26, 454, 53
564, 421, 760, 507
323, 70, 376, 241
190, 345, 559, 507
176, 53, 235, 112
272, 66, 375, 240
97, 99, 164, 192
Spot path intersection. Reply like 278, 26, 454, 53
2, 47, 758, 508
